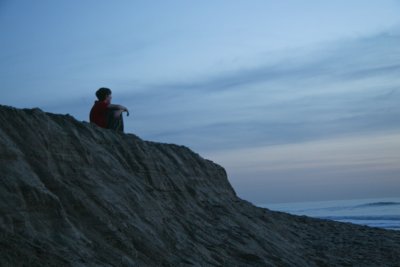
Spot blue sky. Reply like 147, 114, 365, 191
1, 1, 400, 204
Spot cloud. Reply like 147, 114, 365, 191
111, 32, 400, 152
205, 131, 400, 204
34, 31, 400, 156
206, 131, 400, 172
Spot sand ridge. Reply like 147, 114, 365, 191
0, 105, 399, 266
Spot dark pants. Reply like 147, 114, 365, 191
106, 110, 124, 132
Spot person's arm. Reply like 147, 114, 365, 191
108, 104, 128, 111
108, 104, 129, 117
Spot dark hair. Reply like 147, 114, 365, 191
95, 87, 112, 101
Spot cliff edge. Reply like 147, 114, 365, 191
1, 105, 399, 266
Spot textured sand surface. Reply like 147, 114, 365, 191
1, 105, 399, 266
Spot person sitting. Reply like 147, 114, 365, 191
89, 87, 129, 132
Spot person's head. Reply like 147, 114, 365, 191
95, 87, 112, 103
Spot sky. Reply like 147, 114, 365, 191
1, 0, 400, 204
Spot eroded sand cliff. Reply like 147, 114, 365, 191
1, 105, 399, 266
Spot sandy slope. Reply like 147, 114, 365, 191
0, 105, 399, 266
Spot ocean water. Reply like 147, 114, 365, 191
261, 197, 400, 231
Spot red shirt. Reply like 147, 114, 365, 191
90, 101, 109, 128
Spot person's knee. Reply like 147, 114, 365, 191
114, 110, 123, 118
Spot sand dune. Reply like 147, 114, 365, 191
0, 105, 399, 266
